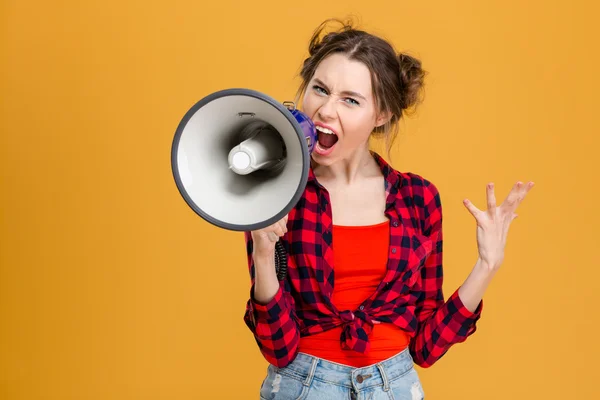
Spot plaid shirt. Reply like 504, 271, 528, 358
243, 152, 483, 368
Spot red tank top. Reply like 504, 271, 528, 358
298, 220, 410, 367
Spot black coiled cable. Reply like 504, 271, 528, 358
274, 241, 288, 281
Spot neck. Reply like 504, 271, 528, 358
312, 145, 379, 185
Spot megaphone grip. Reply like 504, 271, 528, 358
274, 241, 288, 281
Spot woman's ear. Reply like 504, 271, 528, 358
375, 110, 393, 128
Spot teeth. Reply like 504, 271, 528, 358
316, 126, 335, 135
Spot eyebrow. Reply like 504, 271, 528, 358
313, 78, 367, 101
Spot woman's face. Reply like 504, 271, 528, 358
301, 53, 389, 166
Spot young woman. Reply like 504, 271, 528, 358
243, 19, 534, 400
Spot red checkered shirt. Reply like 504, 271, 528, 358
243, 152, 483, 368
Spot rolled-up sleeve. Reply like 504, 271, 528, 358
409, 180, 483, 368
242, 232, 300, 368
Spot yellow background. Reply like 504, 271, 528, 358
1, 0, 598, 399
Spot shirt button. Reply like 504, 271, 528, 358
359, 305, 364, 311
391, 247, 397, 254
392, 220, 399, 227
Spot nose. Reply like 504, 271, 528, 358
317, 96, 336, 121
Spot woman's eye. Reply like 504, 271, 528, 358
345, 98, 360, 106
312, 85, 327, 95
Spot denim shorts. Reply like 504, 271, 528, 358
259, 348, 424, 400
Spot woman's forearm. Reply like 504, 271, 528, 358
458, 258, 496, 312
252, 251, 281, 304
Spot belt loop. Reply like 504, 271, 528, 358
303, 357, 318, 387
376, 363, 390, 391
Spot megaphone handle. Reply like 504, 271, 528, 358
274, 241, 288, 281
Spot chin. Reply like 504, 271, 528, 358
311, 152, 336, 166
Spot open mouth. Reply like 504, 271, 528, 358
315, 125, 338, 152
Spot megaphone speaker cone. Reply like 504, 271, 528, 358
171, 88, 316, 232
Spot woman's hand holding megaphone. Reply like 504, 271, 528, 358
250, 214, 289, 258
250, 214, 289, 305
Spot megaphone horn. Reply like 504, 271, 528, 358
171, 88, 317, 232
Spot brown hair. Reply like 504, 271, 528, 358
295, 18, 427, 158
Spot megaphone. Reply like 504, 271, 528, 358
171, 88, 317, 232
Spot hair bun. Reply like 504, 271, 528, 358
398, 53, 426, 110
